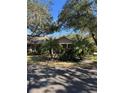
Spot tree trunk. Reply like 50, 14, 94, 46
91, 32, 97, 46
49, 49, 53, 59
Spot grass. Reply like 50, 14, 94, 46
28, 61, 96, 69
84, 55, 97, 61
27, 55, 43, 63
27, 55, 97, 68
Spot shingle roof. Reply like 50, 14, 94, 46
27, 36, 49, 44
56, 37, 73, 44
27, 36, 73, 44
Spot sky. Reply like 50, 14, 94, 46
49, 0, 77, 38
28, 0, 76, 37
51, 0, 67, 21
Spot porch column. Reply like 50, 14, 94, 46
66, 44, 68, 48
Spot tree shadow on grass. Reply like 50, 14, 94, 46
27, 64, 97, 93
27, 55, 50, 63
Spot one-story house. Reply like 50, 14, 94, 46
27, 35, 74, 54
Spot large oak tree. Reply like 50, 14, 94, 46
27, 0, 53, 36
58, 0, 97, 45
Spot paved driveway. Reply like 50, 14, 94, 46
27, 64, 97, 93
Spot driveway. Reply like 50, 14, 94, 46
27, 64, 97, 93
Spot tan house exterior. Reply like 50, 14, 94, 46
56, 37, 73, 49
27, 36, 73, 54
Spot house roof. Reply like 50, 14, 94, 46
27, 36, 73, 44
56, 37, 73, 44
27, 36, 49, 44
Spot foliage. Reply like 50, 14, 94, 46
73, 37, 96, 56
40, 38, 62, 59
27, 0, 53, 36
58, 0, 97, 45
59, 48, 80, 62
59, 36, 96, 61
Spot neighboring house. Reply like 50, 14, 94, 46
27, 36, 74, 55
27, 35, 49, 54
